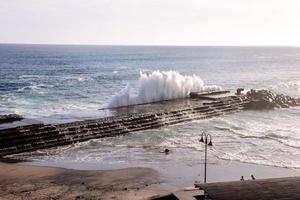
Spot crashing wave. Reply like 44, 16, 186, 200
102, 70, 221, 108
270, 80, 300, 97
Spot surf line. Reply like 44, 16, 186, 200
0, 89, 299, 157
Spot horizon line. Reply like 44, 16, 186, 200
0, 42, 299, 48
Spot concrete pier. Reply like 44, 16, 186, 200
0, 89, 299, 157
0, 93, 248, 156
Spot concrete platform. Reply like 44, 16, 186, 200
0, 89, 299, 157
200, 176, 300, 200
152, 177, 300, 200
0, 93, 248, 157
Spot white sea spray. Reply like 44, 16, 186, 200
102, 70, 221, 108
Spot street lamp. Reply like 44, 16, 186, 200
199, 131, 213, 184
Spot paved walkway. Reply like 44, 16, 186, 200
200, 176, 300, 200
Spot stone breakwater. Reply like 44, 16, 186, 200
0, 89, 299, 157
245, 89, 300, 109
0, 114, 23, 124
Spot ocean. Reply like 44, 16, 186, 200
0, 44, 299, 183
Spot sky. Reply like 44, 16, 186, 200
0, 0, 300, 46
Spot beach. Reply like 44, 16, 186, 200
1, 0, 300, 199
0, 45, 299, 199
1, 158, 300, 200
0, 162, 165, 200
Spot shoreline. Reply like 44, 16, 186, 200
1, 158, 300, 200
0, 161, 167, 200
15, 153, 300, 186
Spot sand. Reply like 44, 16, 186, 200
0, 162, 167, 200
1, 158, 300, 200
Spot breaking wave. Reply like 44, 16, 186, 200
63, 75, 93, 82
17, 83, 54, 92
103, 70, 221, 108
270, 80, 300, 97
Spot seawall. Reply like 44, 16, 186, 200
1, 89, 299, 157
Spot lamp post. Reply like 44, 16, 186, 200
199, 131, 213, 184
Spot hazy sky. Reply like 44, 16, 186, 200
0, 0, 299, 45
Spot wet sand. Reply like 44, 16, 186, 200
0, 162, 167, 200
1, 159, 300, 200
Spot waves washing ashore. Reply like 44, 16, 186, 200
102, 70, 221, 108
1, 45, 300, 173
271, 80, 300, 97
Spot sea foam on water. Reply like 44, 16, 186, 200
103, 70, 221, 108
270, 80, 300, 97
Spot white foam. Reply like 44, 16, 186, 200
19, 75, 45, 79
102, 70, 221, 108
277, 80, 300, 90
270, 80, 300, 97
63, 75, 93, 82
17, 83, 54, 92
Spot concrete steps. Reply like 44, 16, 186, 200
0, 95, 249, 156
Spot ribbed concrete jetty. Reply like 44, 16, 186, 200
0, 89, 299, 157
0, 93, 248, 157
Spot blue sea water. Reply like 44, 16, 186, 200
1, 44, 299, 118
1, 44, 300, 181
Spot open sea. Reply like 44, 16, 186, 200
0, 44, 300, 183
